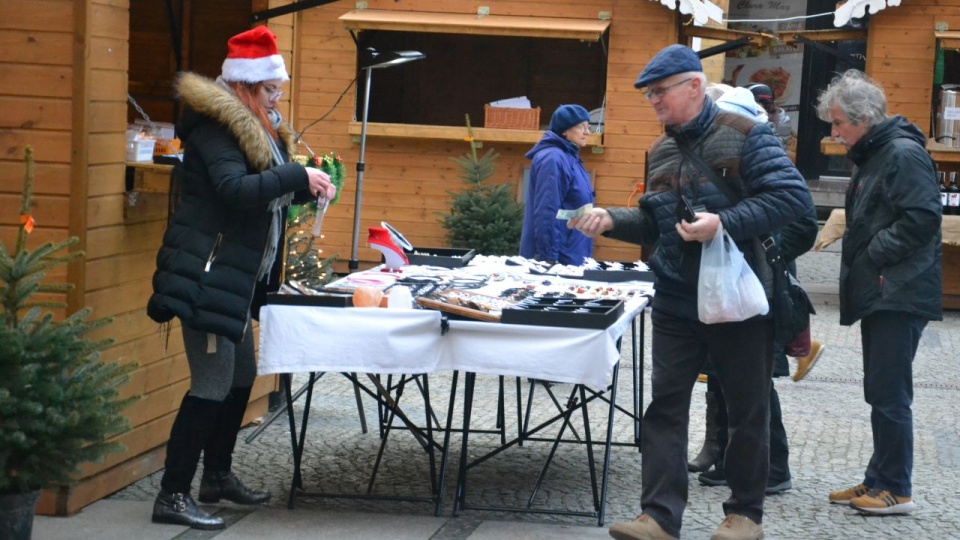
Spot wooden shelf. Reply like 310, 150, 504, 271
125, 161, 174, 172
936, 30, 960, 50
927, 141, 960, 163
347, 122, 604, 147
820, 137, 846, 156
821, 138, 960, 164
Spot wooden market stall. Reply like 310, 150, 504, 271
0, 0, 291, 515
4, 0, 960, 517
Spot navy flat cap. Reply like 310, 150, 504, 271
634, 44, 703, 89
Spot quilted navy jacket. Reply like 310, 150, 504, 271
606, 98, 814, 321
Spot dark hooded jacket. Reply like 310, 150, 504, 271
147, 72, 311, 342
605, 97, 814, 321
520, 131, 595, 265
839, 115, 942, 325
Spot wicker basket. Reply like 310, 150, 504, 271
484, 105, 541, 130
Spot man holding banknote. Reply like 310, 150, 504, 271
519, 104, 595, 265
570, 45, 813, 540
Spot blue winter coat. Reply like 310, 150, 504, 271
520, 131, 594, 265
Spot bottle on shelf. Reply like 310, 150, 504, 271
940, 171, 949, 213
948, 171, 960, 216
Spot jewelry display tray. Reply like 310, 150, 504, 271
405, 247, 476, 268
500, 297, 624, 329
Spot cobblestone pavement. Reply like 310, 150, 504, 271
98, 244, 960, 539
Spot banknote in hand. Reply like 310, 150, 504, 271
556, 203, 593, 220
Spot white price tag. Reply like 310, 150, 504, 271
944, 107, 960, 121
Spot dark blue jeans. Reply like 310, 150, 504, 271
641, 310, 774, 537
860, 310, 926, 497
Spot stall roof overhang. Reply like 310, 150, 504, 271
834, 0, 901, 27
651, 0, 724, 26
338, 10, 611, 41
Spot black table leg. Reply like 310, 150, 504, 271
453, 371, 476, 516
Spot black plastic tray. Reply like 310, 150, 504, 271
266, 292, 353, 307
500, 297, 624, 329
406, 247, 476, 268
581, 269, 655, 282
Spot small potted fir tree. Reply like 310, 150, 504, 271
0, 147, 135, 539
439, 115, 523, 255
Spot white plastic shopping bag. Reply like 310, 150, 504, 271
697, 224, 769, 324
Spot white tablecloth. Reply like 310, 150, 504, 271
258, 298, 647, 391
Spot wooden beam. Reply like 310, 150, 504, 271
780, 29, 867, 46
681, 26, 775, 48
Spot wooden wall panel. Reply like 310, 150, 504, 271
865, 1, 960, 134
0, 0, 73, 32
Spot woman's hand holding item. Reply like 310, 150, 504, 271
306, 167, 337, 200
568, 207, 614, 238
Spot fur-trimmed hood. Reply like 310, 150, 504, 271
174, 71, 296, 171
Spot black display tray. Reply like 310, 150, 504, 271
581, 269, 655, 283
266, 292, 353, 307
406, 247, 476, 268
500, 297, 624, 329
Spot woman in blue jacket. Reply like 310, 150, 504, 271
520, 104, 595, 265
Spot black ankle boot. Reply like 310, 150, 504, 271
698, 460, 727, 487
688, 391, 720, 472
199, 471, 271, 505
152, 490, 225, 530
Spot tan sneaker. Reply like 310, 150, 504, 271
710, 514, 763, 540
792, 340, 824, 382
609, 514, 677, 540
850, 488, 916, 515
828, 483, 869, 505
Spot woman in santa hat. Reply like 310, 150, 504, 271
146, 25, 337, 530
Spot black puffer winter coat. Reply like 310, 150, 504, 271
605, 98, 813, 321
839, 116, 942, 325
147, 72, 311, 342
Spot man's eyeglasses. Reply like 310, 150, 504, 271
644, 77, 694, 100
263, 85, 283, 101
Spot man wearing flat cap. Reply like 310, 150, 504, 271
571, 44, 813, 540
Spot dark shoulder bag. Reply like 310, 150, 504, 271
673, 140, 814, 352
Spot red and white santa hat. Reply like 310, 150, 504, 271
221, 26, 289, 83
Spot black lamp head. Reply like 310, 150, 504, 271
360, 47, 426, 70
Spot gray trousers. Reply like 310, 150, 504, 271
181, 320, 257, 400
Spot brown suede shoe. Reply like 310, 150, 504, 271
828, 483, 869, 505
609, 514, 677, 540
792, 340, 824, 382
850, 488, 916, 515
710, 514, 763, 540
